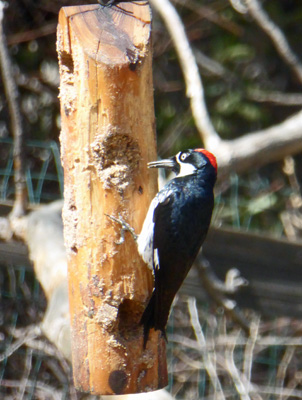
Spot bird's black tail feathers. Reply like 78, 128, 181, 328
140, 292, 167, 348
140, 293, 156, 348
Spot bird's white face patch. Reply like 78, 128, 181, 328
176, 152, 197, 177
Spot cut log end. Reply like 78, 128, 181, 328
58, 3, 151, 65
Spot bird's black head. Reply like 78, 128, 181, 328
148, 148, 217, 180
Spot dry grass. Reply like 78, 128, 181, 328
1, 263, 302, 399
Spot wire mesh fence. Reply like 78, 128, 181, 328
2, 265, 302, 400
1, 139, 302, 399
0, 264, 74, 399
167, 297, 302, 399
0, 138, 63, 204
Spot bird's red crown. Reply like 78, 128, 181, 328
195, 148, 217, 173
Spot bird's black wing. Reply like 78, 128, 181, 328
153, 186, 182, 326
140, 185, 176, 345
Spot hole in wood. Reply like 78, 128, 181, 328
71, 246, 78, 253
60, 50, 74, 74
91, 131, 140, 192
108, 369, 128, 394
117, 298, 142, 339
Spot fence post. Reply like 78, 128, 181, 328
57, 3, 167, 395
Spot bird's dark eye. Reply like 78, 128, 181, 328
180, 152, 188, 161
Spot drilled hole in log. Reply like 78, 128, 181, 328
59, 50, 75, 117
108, 370, 128, 394
71, 246, 78, 254
91, 131, 140, 193
60, 50, 74, 74
118, 299, 142, 339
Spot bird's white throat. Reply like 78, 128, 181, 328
177, 162, 197, 177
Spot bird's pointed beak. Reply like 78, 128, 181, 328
147, 157, 177, 171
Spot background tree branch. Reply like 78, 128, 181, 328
150, 0, 222, 149
0, 1, 27, 217
151, 0, 302, 177
244, 0, 302, 85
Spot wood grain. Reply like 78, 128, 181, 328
57, 3, 167, 394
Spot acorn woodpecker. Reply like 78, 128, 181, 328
137, 148, 217, 347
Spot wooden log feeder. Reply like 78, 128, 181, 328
57, 2, 168, 395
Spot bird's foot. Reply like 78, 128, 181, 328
105, 213, 138, 244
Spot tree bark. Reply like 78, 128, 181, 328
57, 3, 167, 395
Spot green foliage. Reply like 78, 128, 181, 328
3, 0, 302, 237
215, 43, 255, 64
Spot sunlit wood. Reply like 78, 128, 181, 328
57, 3, 167, 394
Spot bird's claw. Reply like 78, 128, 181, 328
105, 213, 138, 244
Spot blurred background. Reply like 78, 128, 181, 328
1, 0, 302, 399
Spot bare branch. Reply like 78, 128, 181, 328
0, 379, 63, 399
0, 2, 27, 216
0, 325, 40, 363
229, 0, 248, 14
149, 0, 222, 148
194, 47, 235, 80
7, 22, 57, 46
255, 385, 302, 399
174, 0, 243, 36
276, 347, 296, 400
280, 157, 302, 239
248, 89, 302, 106
245, 0, 302, 85
197, 259, 250, 334
243, 316, 260, 391
18, 348, 33, 400
187, 296, 226, 400
225, 332, 251, 400
215, 110, 302, 176
150, 0, 302, 177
